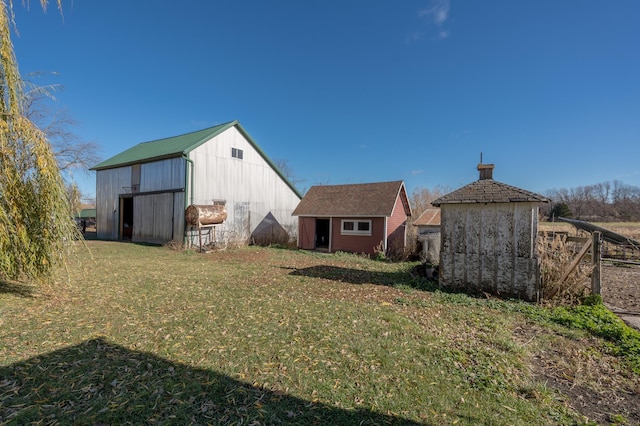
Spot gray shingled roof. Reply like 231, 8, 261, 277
431, 179, 549, 206
292, 181, 411, 217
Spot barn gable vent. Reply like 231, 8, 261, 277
477, 163, 494, 180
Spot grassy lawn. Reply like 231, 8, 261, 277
1, 242, 639, 425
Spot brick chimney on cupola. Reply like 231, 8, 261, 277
477, 163, 494, 180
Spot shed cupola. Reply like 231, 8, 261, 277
477, 163, 494, 180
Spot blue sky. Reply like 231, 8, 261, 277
11, 0, 640, 200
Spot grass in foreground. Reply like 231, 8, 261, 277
1, 242, 638, 425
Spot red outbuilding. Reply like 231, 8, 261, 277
292, 181, 412, 256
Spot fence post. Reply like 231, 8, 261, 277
591, 231, 602, 296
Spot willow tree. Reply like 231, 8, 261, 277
0, 0, 79, 282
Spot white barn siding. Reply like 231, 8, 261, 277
140, 158, 185, 192
188, 127, 300, 243
439, 202, 539, 301
96, 167, 132, 240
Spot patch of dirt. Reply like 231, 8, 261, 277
601, 264, 640, 314
520, 262, 640, 424
516, 324, 640, 425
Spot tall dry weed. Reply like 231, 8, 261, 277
537, 233, 594, 305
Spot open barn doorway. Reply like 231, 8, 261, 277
315, 218, 330, 250
120, 196, 133, 240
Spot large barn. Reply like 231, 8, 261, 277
432, 164, 549, 301
91, 120, 301, 245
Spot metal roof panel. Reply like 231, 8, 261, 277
91, 121, 236, 170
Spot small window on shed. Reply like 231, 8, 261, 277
341, 220, 372, 236
232, 148, 243, 159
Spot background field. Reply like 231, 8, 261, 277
539, 221, 640, 241
1, 242, 639, 425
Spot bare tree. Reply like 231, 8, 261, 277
559, 186, 593, 219
24, 74, 101, 172
272, 158, 304, 194
612, 180, 640, 221
592, 182, 612, 220
410, 185, 450, 217
24, 74, 101, 213
548, 181, 640, 222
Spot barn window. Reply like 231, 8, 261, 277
341, 220, 371, 236
231, 148, 243, 159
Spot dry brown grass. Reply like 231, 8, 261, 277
602, 222, 640, 240
537, 233, 594, 304
540, 221, 640, 261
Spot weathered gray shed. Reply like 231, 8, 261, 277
432, 164, 549, 301
91, 120, 301, 245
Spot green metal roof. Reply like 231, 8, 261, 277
90, 120, 302, 198
91, 121, 236, 170
76, 208, 96, 218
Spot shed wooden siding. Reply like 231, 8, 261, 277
298, 217, 318, 250
387, 195, 409, 252
439, 202, 540, 301
330, 217, 385, 255
188, 126, 300, 242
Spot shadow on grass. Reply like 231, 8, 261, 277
288, 265, 508, 303
288, 264, 437, 290
0, 338, 426, 425
0, 279, 35, 298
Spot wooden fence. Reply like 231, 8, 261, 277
558, 231, 602, 296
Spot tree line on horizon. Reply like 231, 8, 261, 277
543, 180, 640, 222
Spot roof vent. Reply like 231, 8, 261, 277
477, 163, 494, 180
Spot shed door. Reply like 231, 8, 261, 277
132, 192, 174, 244
315, 219, 330, 249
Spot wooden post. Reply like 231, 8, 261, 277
591, 231, 602, 295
